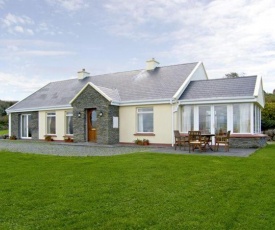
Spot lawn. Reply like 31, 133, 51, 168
0, 146, 274, 229
0, 129, 8, 135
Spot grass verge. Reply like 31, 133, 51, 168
0, 129, 8, 135
0, 145, 275, 229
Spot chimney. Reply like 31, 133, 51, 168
146, 58, 159, 71
77, 68, 90, 80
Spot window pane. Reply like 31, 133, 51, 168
28, 115, 32, 137
254, 105, 260, 134
137, 108, 153, 132
91, 110, 97, 128
21, 115, 31, 138
66, 114, 73, 134
233, 104, 250, 133
182, 106, 194, 132
214, 105, 227, 134
22, 115, 27, 137
199, 106, 211, 134
47, 113, 56, 134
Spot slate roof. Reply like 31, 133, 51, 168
179, 76, 257, 100
8, 62, 198, 111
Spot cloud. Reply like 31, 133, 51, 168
0, 39, 75, 63
46, 0, 89, 12
2, 13, 34, 27
0, 0, 6, 9
0, 72, 50, 100
1, 13, 35, 35
102, 0, 275, 93
16, 50, 75, 57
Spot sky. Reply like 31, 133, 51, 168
0, 0, 275, 101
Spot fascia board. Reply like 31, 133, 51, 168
5, 100, 22, 113
179, 96, 256, 105
70, 82, 112, 105
172, 61, 203, 100
7, 105, 73, 113
253, 75, 261, 97
113, 99, 172, 106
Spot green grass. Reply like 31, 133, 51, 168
0, 146, 275, 229
0, 129, 8, 135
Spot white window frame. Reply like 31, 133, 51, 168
65, 111, 73, 135
181, 103, 255, 134
181, 105, 194, 132
21, 114, 32, 139
46, 112, 56, 135
137, 107, 154, 133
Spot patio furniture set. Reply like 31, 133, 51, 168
174, 130, 231, 152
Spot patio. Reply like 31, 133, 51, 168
0, 139, 257, 157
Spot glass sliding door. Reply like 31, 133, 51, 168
21, 114, 32, 138
199, 106, 211, 134
214, 105, 227, 134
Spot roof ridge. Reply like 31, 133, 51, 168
159, 62, 199, 68
193, 76, 257, 82
86, 62, 199, 78
35, 62, 200, 85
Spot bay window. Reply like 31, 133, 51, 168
181, 103, 258, 134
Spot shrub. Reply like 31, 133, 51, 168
9, 135, 17, 140
44, 135, 53, 141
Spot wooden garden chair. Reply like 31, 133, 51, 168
174, 130, 188, 150
215, 130, 231, 152
188, 131, 206, 153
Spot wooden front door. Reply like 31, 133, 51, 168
87, 109, 97, 142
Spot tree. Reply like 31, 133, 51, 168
261, 98, 275, 130
0, 100, 17, 130
225, 72, 239, 78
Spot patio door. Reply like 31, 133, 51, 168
21, 114, 32, 138
87, 109, 97, 142
199, 106, 211, 133
214, 105, 227, 134
198, 105, 227, 134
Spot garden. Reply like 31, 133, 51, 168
0, 145, 274, 229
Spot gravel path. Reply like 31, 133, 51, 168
0, 140, 257, 157
0, 140, 151, 156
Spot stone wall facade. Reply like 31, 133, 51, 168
71, 85, 119, 144
10, 111, 39, 139
230, 136, 267, 148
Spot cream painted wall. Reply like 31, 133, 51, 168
39, 110, 72, 140
38, 111, 46, 139
119, 104, 173, 144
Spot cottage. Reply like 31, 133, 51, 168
6, 59, 266, 147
